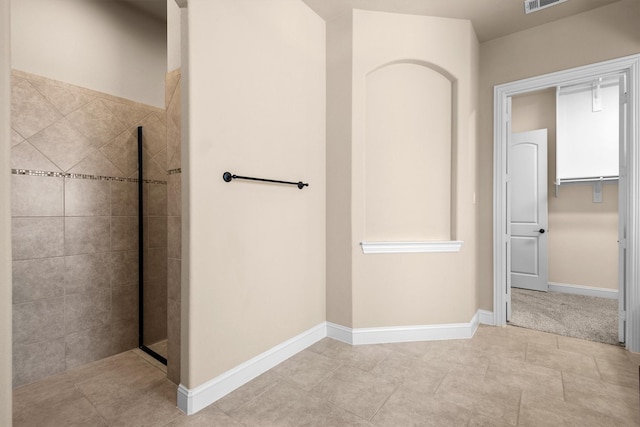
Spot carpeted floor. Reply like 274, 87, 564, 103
509, 287, 619, 345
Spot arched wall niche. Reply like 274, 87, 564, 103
364, 59, 458, 242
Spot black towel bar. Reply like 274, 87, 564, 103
223, 171, 308, 189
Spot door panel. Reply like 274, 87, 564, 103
510, 129, 548, 292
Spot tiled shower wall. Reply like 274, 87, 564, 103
10, 70, 168, 387
165, 69, 181, 385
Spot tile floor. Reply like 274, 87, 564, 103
13, 325, 640, 426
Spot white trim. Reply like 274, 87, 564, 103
177, 322, 326, 415
493, 53, 640, 352
548, 282, 618, 299
178, 311, 493, 414
360, 240, 463, 254
478, 309, 495, 326
326, 322, 353, 344
327, 310, 485, 345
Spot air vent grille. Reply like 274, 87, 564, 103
524, 0, 568, 14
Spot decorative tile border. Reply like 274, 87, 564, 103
167, 168, 182, 175
11, 169, 167, 185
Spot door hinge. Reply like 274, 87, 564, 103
619, 238, 627, 249
621, 92, 628, 104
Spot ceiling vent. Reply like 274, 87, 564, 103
524, 0, 568, 14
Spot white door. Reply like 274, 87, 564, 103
510, 129, 549, 292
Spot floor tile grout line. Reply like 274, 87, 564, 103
71, 381, 111, 427
367, 383, 400, 422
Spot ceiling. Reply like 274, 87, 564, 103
301, 0, 622, 42
118, 0, 626, 43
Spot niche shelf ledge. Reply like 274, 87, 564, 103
360, 241, 463, 254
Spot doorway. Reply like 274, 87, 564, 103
493, 54, 640, 352
508, 87, 620, 345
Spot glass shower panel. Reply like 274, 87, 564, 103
139, 126, 168, 363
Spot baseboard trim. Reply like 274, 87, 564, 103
548, 282, 618, 299
178, 310, 493, 414
326, 322, 353, 344
328, 310, 488, 345
177, 322, 326, 415
478, 309, 495, 326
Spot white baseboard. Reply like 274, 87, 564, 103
178, 309, 494, 415
326, 322, 353, 344
177, 322, 326, 415
478, 309, 495, 326
548, 282, 618, 299
328, 310, 489, 345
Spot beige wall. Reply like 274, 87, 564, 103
512, 90, 619, 289
184, 0, 326, 388
1, 0, 12, 421
12, 0, 167, 108
350, 11, 479, 327
478, 0, 640, 310
326, 11, 354, 327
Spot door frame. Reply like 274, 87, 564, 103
493, 53, 640, 352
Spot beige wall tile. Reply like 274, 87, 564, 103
140, 114, 166, 157
143, 306, 167, 346
145, 183, 167, 216
64, 253, 111, 295
148, 216, 167, 249
101, 129, 138, 177
111, 181, 138, 217
111, 216, 138, 252
13, 338, 66, 387
12, 257, 65, 304
27, 78, 95, 116
166, 118, 181, 170
112, 319, 138, 354
27, 118, 94, 172
11, 174, 63, 217
66, 99, 126, 148
167, 258, 181, 302
144, 248, 167, 281
143, 277, 167, 345
64, 178, 110, 216
100, 98, 151, 129
167, 216, 181, 260
13, 297, 65, 345
12, 217, 64, 260
167, 299, 180, 385
165, 71, 180, 110
11, 79, 62, 139
67, 150, 124, 177
166, 81, 180, 130
167, 173, 181, 217
11, 141, 62, 172
143, 156, 168, 182
11, 128, 24, 147
152, 148, 167, 171
112, 283, 138, 323
64, 216, 110, 255
110, 250, 138, 287
65, 326, 114, 370
64, 289, 112, 334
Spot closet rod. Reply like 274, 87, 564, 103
223, 171, 308, 189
